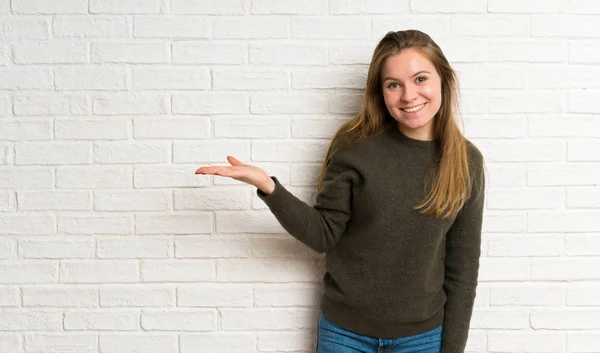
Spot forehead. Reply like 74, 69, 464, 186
381, 48, 436, 78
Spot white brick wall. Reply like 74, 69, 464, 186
0, 1, 599, 352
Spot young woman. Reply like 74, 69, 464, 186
196, 30, 486, 353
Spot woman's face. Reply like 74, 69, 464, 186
380, 48, 442, 140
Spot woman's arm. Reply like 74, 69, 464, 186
257, 145, 359, 253
441, 149, 486, 353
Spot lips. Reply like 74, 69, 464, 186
400, 103, 426, 113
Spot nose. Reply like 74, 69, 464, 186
401, 84, 418, 102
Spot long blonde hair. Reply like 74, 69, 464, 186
317, 29, 473, 220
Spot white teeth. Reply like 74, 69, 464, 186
401, 103, 425, 113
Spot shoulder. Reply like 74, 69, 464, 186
465, 139, 484, 170
464, 138, 486, 195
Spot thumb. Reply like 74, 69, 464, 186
227, 155, 244, 166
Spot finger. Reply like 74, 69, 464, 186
227, 155, 245, 167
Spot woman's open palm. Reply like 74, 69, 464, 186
195, 156, 272, 191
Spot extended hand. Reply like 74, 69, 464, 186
195, 156, 275, 194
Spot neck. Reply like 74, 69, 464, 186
398, 123, 434, 141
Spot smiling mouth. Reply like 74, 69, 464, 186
400, 103, 426, 113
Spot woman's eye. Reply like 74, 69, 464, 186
388, 83, 399, 88
416, 76, 427, 83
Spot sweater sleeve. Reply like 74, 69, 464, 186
256, 143, 359, 254
441, 149, 486, 353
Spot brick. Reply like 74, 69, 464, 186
568, 140, 600, 161
175, 236, 251, 258
54, 16, 130, 38
331, 0, 407, 13
134, 16, 210, 38
24, 333, 97, 352
531, 258, 600, 280
94, 190, 170, 211
55, 118, 130, 140
528, 163, 600, 186
292, 67, 367, 89
531, 309, 600, 329
56, 166, 132, 189
452, 15, 530, 36
134, 165, 210, 188
567, 283, 600, 306
252, 0, 321, 14
214, 16, 289, 39
93, 92, 166, 115
487, 188, 564, 210
0, 310, 62, 330
410, 0, 485, 13
488, 234, 563, 256
172, 140, 250, 163
173, 42, 247, 64
489, 41, 567, 63
140, 260, 215, 282
92, 42, 167, 63
292, 16, 370, 39
0, 68, 53, 90
94, 141, 170, 164
180, 333, 255, 353
100, 284, 175, 307
489, 91, 564, 113
13, 92, 88, 116
488, 332, 565, 352
60, 261, 139, 284
18, 191, 91, 211
469, 309, 530, 329
566, 234, 600, 256
0, 168, 53, 189
171, 0, 248, 15
0, 120, 53, 140
216, 258, 322, 282
177, 283, 253, 307
96, 237, 171, 259
58, 215, 132, 235
214, 116, 289, 138
489, 0, 566, 13
570, 40, 600, 63
0, 261, 57, 284
55, 66, 127, 90
64, 309, 140, 330
529, 116, 600, 137
13, 41, 87, 64
569, 90, 600, 113
133, 66, 210, 90
22, 285, 98, 307
172, 92, 248, 115
16, 142, 91, 165
0, 334, 18, 353
135, 213, 213, 235
220, 308, 315, 330
174, 189, 250, 211
0, 215, 55, 235
213, 69, 289, 90
254, 283, 320, 307
89, 0, 161, 14
99, 333, 177, 353
490, 283, 565, 306
133, 117, 210, 139
250, 43, 327, 65
0, 18, 49, 40
251, 92, 329, 114
532, 15, 600, 37
141, 309, 216, 331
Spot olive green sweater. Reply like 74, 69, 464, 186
257, 122, 485, 353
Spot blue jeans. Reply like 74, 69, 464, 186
316, 312, 442, 353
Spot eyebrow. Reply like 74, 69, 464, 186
382, 70, 431, 82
